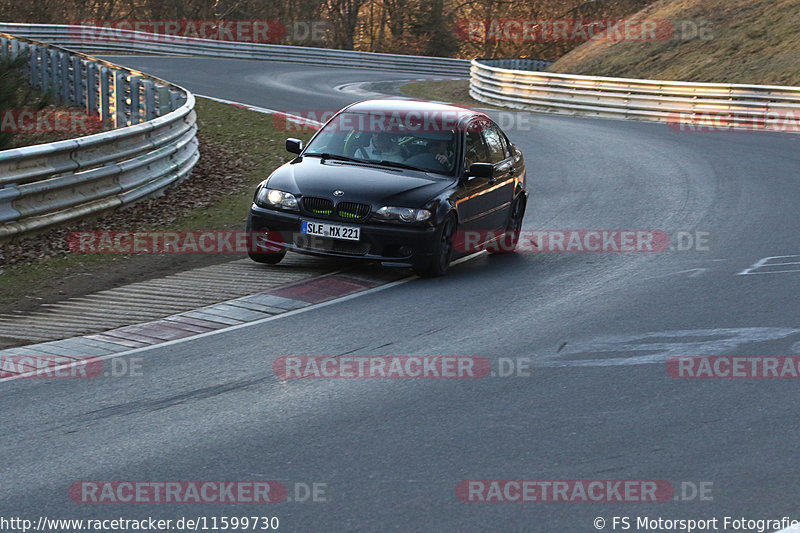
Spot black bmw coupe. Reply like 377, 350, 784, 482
247, 99, 527, 277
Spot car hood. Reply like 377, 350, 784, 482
266, 157, 454, 207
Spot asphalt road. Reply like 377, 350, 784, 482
2, 57, 799, 532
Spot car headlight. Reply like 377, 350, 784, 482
255, 187, 299, 211
374, 206, 432, 223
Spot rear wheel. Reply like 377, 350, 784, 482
413, 214, 456, 278
488, 196, 525, 254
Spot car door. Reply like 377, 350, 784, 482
480, 122, 517, 230
453, 119, 496, 241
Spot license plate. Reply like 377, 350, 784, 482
302, 221, 360, 241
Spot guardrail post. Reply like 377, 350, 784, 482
18, 41, 29, 71
57, 50, 66, 98
100, 65, 111, 123
129, 76, 141, 124
59, 50, 70, 102
48, 48, 59, 95
86, 62, 98, 114
47, 50, 58, 93
114, 70, 127, 127
28, 45, 39, 88
44, 48, 52, 93
9, 37, 18, 59
170, 89, 187, 112
54, 49, 63, 98
170, 90, 179, 112
72, 56, 83, 106
0, 36, 8, 59
143, 80, 156, 120
157, 85, 171, 116
40, 46, 49, 92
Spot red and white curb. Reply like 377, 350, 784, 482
0, 270, 405, 381
0, 251, 484, 382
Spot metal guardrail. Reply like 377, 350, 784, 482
0, 33, 198, 239
470, 58, 800, 127
477, 58, 553, 72
0, 23, 471, 77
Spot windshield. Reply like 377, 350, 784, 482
304, 111, 459, 175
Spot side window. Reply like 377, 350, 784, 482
465, 121, 490, 167
498, 128, 513, 158
482, 124, 510, 164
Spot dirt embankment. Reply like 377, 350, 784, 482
549, 0, 800, 85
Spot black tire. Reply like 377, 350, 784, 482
246, 218, 287, 265
413, 214, 456, 278
248, 248, 286, 264
488, 196, 525, 254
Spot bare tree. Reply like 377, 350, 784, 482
324, 0, 368, 49
0, 0, 660, 56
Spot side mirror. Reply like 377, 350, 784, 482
286, 138, 303, 154
466, 162, 494, 179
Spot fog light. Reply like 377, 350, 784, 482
397, 246, 412, 257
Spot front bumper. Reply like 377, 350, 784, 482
248, 205, 439, 266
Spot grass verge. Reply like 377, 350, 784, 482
400, 79, 517, 111
0, 97, 316, 314
401, 79, 475, 106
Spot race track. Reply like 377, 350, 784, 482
2, 57, 799, 532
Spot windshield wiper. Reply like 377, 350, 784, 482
305, 153, 428, 172
375, 160, 427, 172
305, 152, 366, 164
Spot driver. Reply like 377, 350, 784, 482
357, 133, 404, 162
429, 138, 454, 168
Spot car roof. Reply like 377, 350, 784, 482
343, 99, 490, 123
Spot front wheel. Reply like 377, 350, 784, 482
413, 214, 456, 278
248, 247, 286, 265
246, 218, 287, 265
